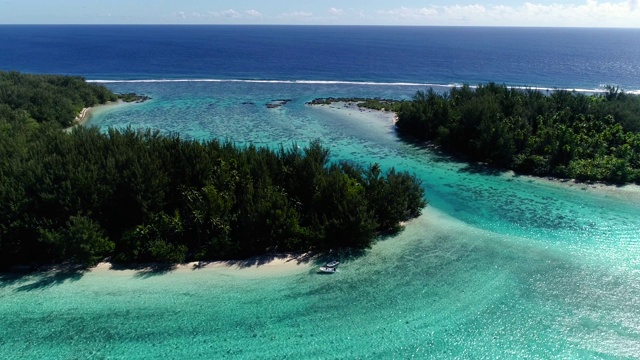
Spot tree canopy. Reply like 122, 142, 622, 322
0, 71, 118, 128
396, 83, 640, 184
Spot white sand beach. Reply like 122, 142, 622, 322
88, 252, 315, 278
310, 101, 396, 125
64, 100, 124, 132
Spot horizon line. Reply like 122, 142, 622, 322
1, 24, 640, 29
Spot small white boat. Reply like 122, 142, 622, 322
325, 260, 340, 268
318, 266, 337, 273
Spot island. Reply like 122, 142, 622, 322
307, 97, 402, 112
0, 71, 426, 270
309, 83, 640, 185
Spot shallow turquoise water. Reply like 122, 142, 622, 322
2, 82, 640, 358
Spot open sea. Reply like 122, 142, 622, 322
2, 25, 640, 358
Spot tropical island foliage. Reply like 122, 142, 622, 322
0, 71, 118, 128
395, 83, 640, 184
307, 97, 401, 112
0, 72, 426, 269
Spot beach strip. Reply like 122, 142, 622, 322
64, 100, 123, 132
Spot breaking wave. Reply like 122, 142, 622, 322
87, 78, 640, 94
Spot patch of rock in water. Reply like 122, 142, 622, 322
117, 92, 151, 103
266, 99, 292, 109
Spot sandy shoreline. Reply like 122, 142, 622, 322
5, 252, 318, 279
87, 252, 316, 277
519, 172, 640, 202
63, 107, 91, 132
309, 101, 397, 137
310, 101, 395, 121
75, 107, 91, 125
64, 100, 123, 132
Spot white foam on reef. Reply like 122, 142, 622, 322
89, 78, 429, 86
88, 79, 640, 94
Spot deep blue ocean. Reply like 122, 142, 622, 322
1, 25, 640, 91
2, 26, 640, 358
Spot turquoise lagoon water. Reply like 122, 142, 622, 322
2, 82, 640, 358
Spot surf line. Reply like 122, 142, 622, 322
86, 79, 639, 94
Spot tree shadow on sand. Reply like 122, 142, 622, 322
0, 247, 378, 286
201, 248, 371, 271
219, 252, 316, 269
0, 265, 87, 292
108, 263, 178, 278
457, 162, 506, 176
133, 266, 177, 278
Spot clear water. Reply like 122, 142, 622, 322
2, 81, 640, 358
2, 26, 640, 358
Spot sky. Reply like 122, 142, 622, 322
1, 0, 639, 27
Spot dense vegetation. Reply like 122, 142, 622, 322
0, 72, 426, 269
0, 71, 118, 128
308, 97, 403, 112
396, 83, 640, 184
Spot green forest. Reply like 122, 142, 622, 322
0, 71, 118, 128
0, 72, 426, 269
395, 83, 640, 184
